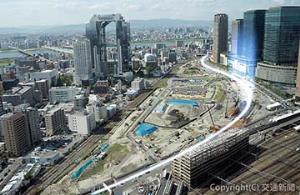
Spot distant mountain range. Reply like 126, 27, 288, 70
0, 19, 212, 34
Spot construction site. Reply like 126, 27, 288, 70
40, 59, 281, 195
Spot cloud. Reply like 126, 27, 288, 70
0, 0, 296, 27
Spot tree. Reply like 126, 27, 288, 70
57, 74, 73, 86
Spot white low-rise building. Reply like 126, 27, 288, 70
131, 77, 145, 93
86, 103, 107, 124
49, 86, 81, 103
30, 69, 58, 87
30, 150, 61, 166
67, 111, 96, 135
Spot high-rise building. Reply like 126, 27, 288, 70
14, 105, 41, 146
0, 112, 31, 157
212, 14, 228, 63
0, 97, 4, 116
73, 38, 93, 85
231, 19, 244, 56
242, 10, 266, 61
35, 79, 49, 100
25, 107, 41, 145
295, 40, 300, 103
86, 14, 130, 79
168, 49, 177, 63
45, 107, 66, 136
256, 6, 300, 84
228, 10, 266, 78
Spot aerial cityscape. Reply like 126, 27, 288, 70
0, 0, 299, 195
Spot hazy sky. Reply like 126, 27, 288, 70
0, 0, 299, 27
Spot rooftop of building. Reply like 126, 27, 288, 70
0, 112, 24, 120
45, 106, 63, 115
3, 86, 32, 96
30, 149, 60, 158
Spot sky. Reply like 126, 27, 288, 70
0, 0, 299, 27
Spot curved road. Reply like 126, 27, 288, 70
91, 55, 254, 194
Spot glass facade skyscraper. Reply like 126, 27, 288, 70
256, 6, 300, 84
228, 10, 266, 78
86, 14, 130, 79
242, 10, 266, 62
263, 6, 300, 65
231, 19, 244, 56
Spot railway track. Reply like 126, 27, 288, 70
25, 135, 102, 194
196, 129, 300, 194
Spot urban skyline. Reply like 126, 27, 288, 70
0, 0, 299, 27
0, 1, 299, 195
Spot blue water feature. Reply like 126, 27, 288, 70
167, 99, 199, 107
135, 123, 158, 137
71, 143, 110, 180
99, 143, 109, 152
71, 158, 94, 180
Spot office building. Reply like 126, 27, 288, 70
212, 14, 228, 63
0, 97, 4, 116
256, 6, 300, 84
0, 112, 31, 157
30, 69, 58, 87
94, 80, 110, 94
131, 77, 145, 93
14, 105, 41, 146
35, 79, 49, 100
228, 10, 266, 78
86, 103, 107, 123
67, 111, 96, 135
45, 107, 66, 136
49, 86, 81, 103
295, 41, 300, 103
86, 14, 130, 78
2, 86, 35, 106
155, 43, 166, 50
168, 49, 177, 63
74, 95, 88, 110
176, 40, 184, 48
73, 38, 93, 85
25, 107, 41, 145
231, 19, 244, 56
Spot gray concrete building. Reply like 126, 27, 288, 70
212, 14, 228, 63
2, 86, 35, 106
73, 38, 93, 85
45, 107, 66, 136
0, 112, 32, 157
